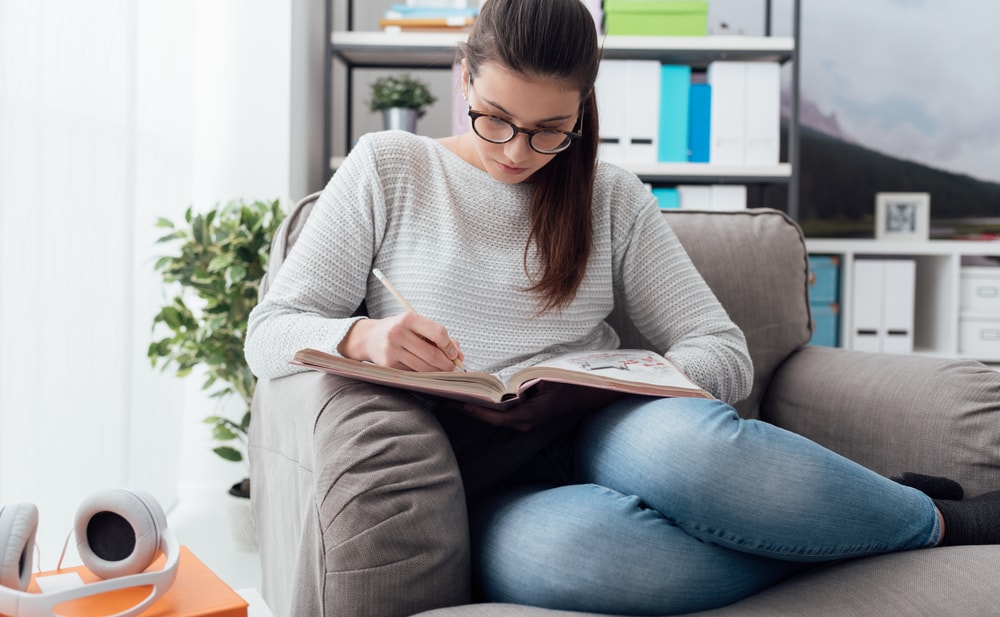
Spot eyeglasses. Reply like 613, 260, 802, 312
466, 80, 583, 155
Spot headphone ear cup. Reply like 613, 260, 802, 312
74, 489, 167, 579
0, 503, 39, 591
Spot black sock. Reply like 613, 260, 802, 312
934, 489, 1000, 546
890, 472, 964, 501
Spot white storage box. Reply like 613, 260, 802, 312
960, 317, 1000, 358
960, 267, 1000, 314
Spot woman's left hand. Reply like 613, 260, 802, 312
449, 382, 625, 432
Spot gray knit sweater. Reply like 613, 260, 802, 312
246, 131, 751, 404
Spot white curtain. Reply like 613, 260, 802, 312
0, 0, 189, 562
0, 0, 303, 566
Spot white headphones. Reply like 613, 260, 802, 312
0, 488, 179, 617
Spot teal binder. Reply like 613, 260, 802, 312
658, 65, 691, 162
652, 187, 680, 209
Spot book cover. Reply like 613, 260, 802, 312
22, 546, 247, 617
385, 5, 479, 18
291, 348, 712, 410
379, 16, 475, 31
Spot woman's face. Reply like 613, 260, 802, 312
461, 61, 582, 184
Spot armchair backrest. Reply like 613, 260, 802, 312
608, 209, 812, 419
262, 195, 812, 419
259, 191, 322, 303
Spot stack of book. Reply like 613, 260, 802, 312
379, 4, 479, 33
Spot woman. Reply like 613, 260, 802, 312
246, 0, 1000, 614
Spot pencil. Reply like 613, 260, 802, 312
372, 268, 468, 372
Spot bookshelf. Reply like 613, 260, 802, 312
331, 31, 794, 66
806, 238, 1000, 363
325, 1, 802, 215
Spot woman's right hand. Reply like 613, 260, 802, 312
338, 312, 464, 372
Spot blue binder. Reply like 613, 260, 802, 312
687, 83, 711, 163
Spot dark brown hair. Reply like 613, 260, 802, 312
460, 0, 601, 311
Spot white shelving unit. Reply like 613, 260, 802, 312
325, 3, 802, 214
330, 31, 794, 66
806, 239, 1000, 363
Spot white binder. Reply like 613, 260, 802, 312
710, 185, 747, 211
624, 60, 661, 164
597, 59, 662, 164
744, 62, 781, 165
851, 259, 916, 353
707, 61, 747, 165
596, 59, 629, 163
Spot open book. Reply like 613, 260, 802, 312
291, 348, 713, 409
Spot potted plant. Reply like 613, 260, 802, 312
148, 198, 285, 508
369, 73, 437, 132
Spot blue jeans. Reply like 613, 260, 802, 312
470, 396, 941, 615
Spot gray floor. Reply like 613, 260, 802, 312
166, 482, 263, 592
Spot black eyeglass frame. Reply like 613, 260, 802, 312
466, 107, 584, 155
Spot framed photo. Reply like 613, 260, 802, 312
875, 192, 930, 241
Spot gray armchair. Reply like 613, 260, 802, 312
250, 195, 1000, 617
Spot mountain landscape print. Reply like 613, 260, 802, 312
711, 0, 1000, 238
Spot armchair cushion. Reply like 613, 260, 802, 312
764, 346, 1000, 498
413, 546, 1000, 617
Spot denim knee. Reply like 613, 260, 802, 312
574, 396, 741, 488
471, 482, 802, 615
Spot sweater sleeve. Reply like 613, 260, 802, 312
611, 181, 753, 404
245, 136, 384, 379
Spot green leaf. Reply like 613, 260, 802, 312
208, 254, 233, 272
213, 446, 243, 462
155, 230, 185, 244
225, 264, 247, 287
156, 338, 173, 356
161, 306, 183, 329
213, 424, 239, 441
150, 196, 285, 466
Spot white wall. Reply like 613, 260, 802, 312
0, 0, 321, 566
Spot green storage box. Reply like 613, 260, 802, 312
605, 0, 709, 36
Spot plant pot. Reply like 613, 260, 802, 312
382, 107, 419, 133
228, 479, 258, 551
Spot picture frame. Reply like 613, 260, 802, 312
875, 192, 931, 242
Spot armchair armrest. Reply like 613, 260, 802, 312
762, 346, 1000, 498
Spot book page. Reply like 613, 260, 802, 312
515, 349, 704, 392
